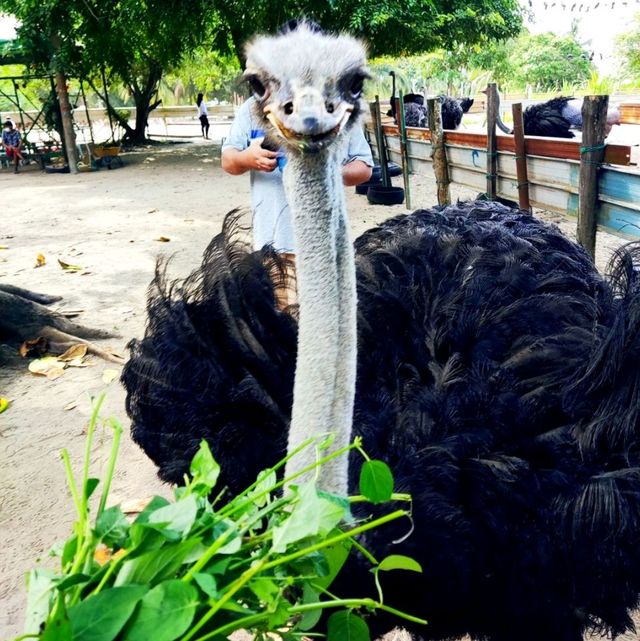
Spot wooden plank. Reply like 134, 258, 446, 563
577, 95, 609, 257
378, 124, 633, 165
620, 103, 640, 125
486, 83, 499, 199
512, 103, 531, 212
397, 92, 412, 208
427, 97, 450, 205
599, 166, 640, 205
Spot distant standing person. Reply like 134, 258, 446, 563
2, 120, 23, 174
196, 93, 210, 139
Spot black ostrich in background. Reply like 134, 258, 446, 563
388, 74, 473, 130
123, 23, 640, 641
493, 94, 622, 138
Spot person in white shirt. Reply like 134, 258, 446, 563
196, 93, 210, 139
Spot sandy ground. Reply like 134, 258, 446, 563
0, 140, 634, 639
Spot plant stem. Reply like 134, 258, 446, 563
82, 394, 105, 505
61, 449, 82, 519
97, 417, 122, 517
260, 510, 407, 572
289, 598, 428, 625
180, 558, 269, 641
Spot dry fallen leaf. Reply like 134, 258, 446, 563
102, 369, 119, 384
63, 401, 78, 411
155, 236, 171, 242
19, 337, 49, 358
58, 259, 83, 271
66, 357, 92, 368
46, 367, 65, 381
147, 208, 158, 213
58, 344, 88, 362
28, 356, 60, 375
120, 496, 154, 514
35, 253, 46, 268
0, 245, 9, 250
0, 397, 9, 414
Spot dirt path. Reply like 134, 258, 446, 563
0, 141, 633, 639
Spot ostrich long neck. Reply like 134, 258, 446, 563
282, 144, 357, 495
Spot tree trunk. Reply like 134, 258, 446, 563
54, 71, 79, 174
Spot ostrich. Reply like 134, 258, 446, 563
123, 23, 640, 641
439, 95, 474, 130
389, 90, 473, 130
387, 70, 425, 122
491, 93, 622, 138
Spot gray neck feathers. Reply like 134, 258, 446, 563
282, 143, 358, 495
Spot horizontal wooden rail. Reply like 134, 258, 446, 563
381, 124, 634, 166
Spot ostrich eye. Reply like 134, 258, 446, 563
341, 72, 367, 100
247, 75, 267, 99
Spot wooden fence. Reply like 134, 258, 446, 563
366, 120, 640, 243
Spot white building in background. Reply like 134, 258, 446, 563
521, 0, 636, 75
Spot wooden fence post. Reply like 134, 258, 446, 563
511, 102, 531, 213
577, 95, 609, 258
397, 91, 412, 209
485, 83, 498, 200
427, 98, 451, 206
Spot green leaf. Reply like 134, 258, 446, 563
24, 568, 57, 634
122, 580, 198, 641
359, 460, 394, 504
189, 440, 220, 492
208, 518, 241, 554
249, 469, 277, 507
267, 599, 292, 628
61, 535, 78, 568
297, 584, 321, 631
193, 572, 218, 597
147, 494, 198, 539
41, 596, 71, 641
68, 585, 147, 641
271, 482, 343, 553
377, 554, 423, 573
115, 539, 200, 586
249, 577, 281, 607
55, 573, 91, 591
84, 477, 100, 501
133, 496, 171, 525
327, 610, 370, 641
311, 538, 352, 591
95, 506, 129, 547
128, 525, 166, 554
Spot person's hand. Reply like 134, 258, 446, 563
245, 138, 278, 172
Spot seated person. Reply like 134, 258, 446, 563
2, 121, 23, 174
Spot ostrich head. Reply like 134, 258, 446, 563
243, 22, 369, 154
242, 22, 368, 494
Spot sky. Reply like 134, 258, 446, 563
0, 3, 637, 74
522, 0, 637, 73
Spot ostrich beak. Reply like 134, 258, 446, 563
263, 87, 354, 152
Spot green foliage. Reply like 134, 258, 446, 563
509, 32, 593, 91
17, 398, 425, 641
584, 71, 618, 95
616, 12, 640, 83
212, 0, 522, 62
162, 50, 241, 105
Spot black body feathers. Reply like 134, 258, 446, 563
523, 96, 575, 138
123, 200, 640, 641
